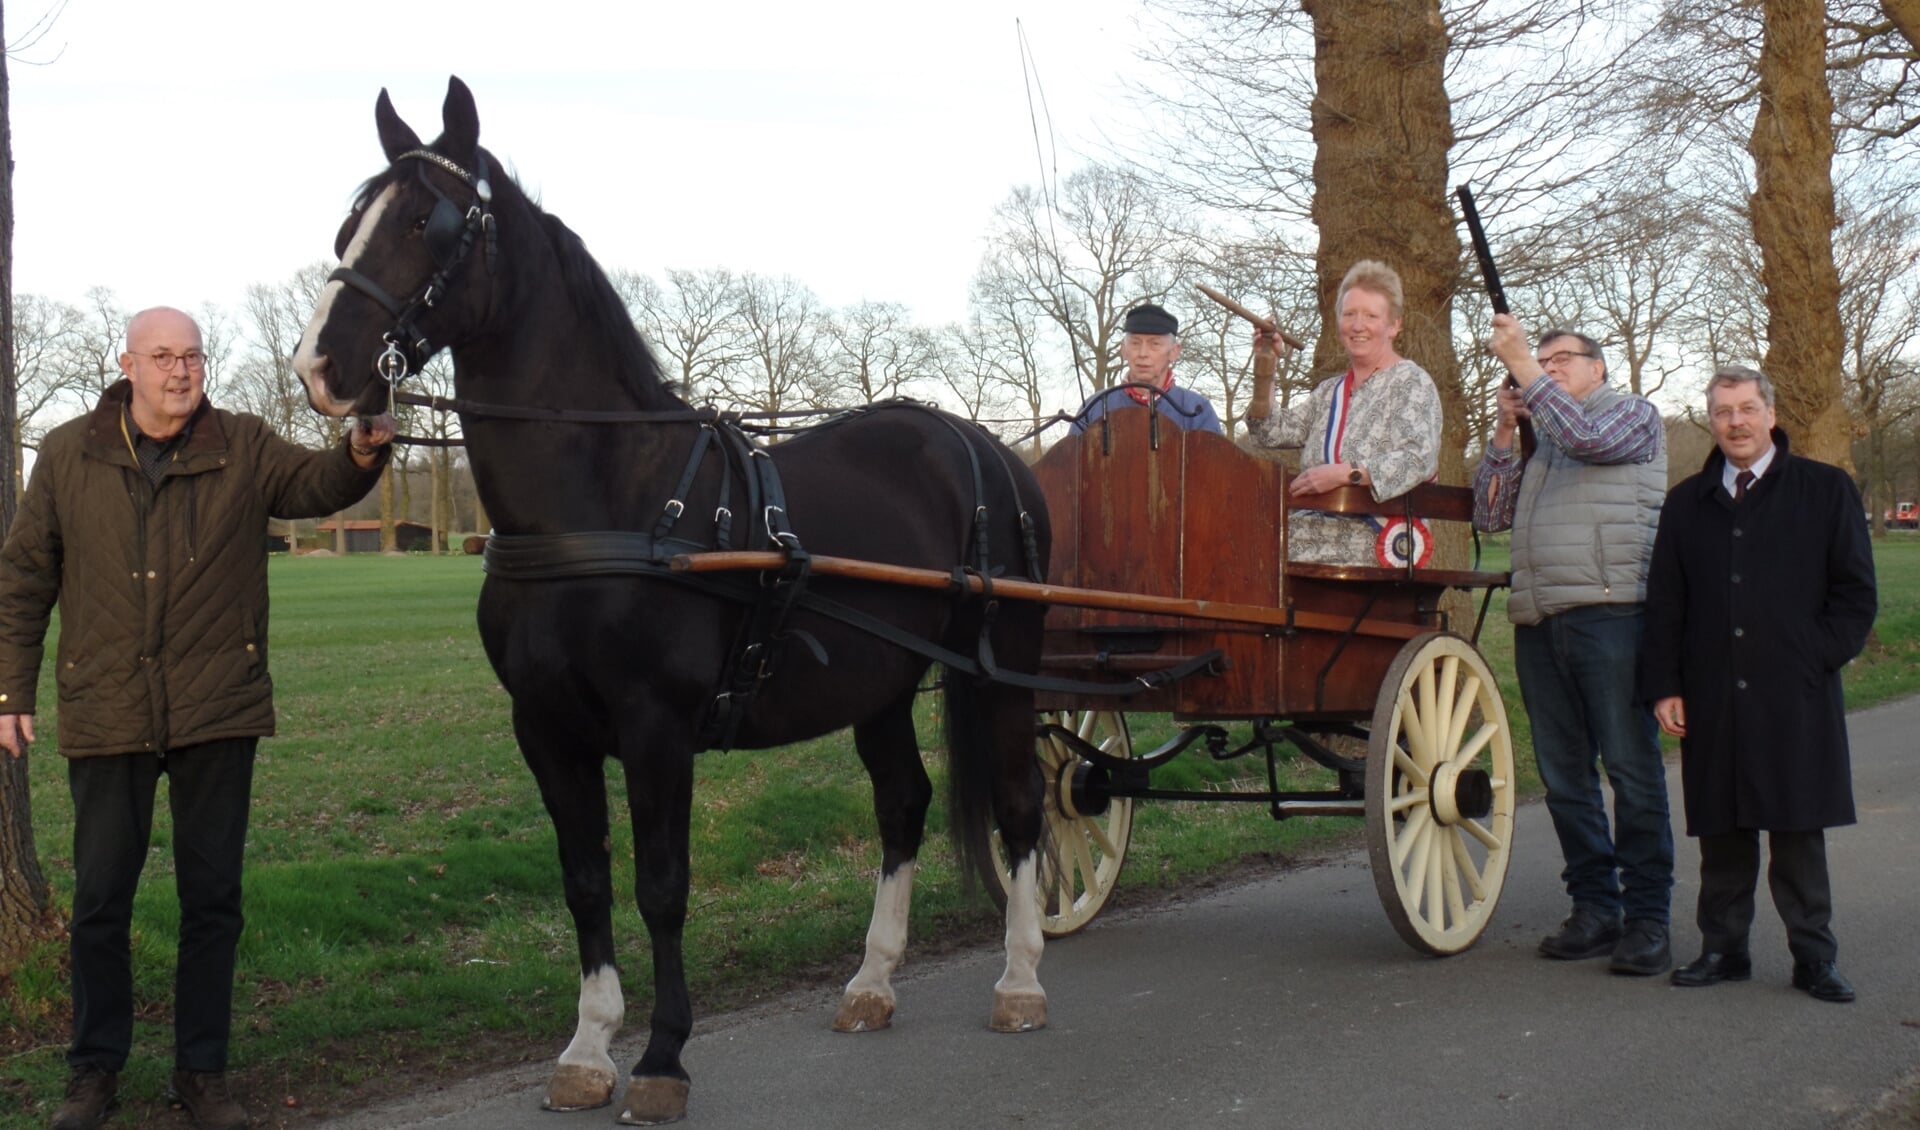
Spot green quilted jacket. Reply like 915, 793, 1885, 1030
0, 381, 386, 757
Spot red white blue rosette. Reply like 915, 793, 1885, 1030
1373, 517, 1434, 569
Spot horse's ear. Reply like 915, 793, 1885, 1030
375, 89, 423, 161
441, 76, 480, 157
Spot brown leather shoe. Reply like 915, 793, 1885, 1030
50, 1065, 117, 1130
167, 1070, 249, 1130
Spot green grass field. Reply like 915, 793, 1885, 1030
3, 540, 1917, 1127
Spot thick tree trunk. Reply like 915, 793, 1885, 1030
0, 0, 60, 968
1883, 0, 1920, 53
1302, 0, 1462, 484
1750, 0, 1848, 465
1302, 0, 1469, 594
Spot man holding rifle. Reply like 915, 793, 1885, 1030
1472, 314, 1674, 976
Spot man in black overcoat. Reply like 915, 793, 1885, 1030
1641, 365, 1877, 1003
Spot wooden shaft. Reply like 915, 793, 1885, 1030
1249, 347, 1275, 422
1194, 284, 1307, 350
669, 551, 1425, 641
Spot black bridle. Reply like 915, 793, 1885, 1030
328, 147, 497, 386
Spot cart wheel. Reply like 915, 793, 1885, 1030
980, 710, 1136, 937
1365, 632, 1515, 956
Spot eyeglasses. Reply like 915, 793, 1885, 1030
141, 350, 209, 374
1536, 350, 1594, 368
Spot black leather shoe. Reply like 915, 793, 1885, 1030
1539, 906, 1623, 960
1609, 919, 1672, 976
167, 1069, 249, 1130
50, 1065, 117, 1130
1792, 961, 1856, 1003
1671, 950, 1752, 987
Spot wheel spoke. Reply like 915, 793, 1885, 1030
1393, 805, 1433, 869
1443, 672, 1479, 757
1458, 815, 1504, 851
1433, 655, 1460, 760
1389, 789, 1426, 814
1087, 820, 1121, 858
1448, 829, 1489, 901
1441, 837, 1467, 926
1424, 825, 1445, 925
1397, 691, 1434, 768
1416, 665, 1440, 767
1448, 721, 1500, 770
1393, 746, 1428, 785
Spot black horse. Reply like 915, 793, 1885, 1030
293, 78, 1052, 1125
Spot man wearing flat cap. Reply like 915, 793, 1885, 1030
1070, 303, 1223, 435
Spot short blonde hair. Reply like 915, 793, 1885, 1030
1336, 260, 1404, 320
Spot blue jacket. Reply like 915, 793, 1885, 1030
1070, 384, 1223, 435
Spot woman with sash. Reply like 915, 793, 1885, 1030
1249, 260, 1442, 567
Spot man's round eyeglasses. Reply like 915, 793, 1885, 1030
1537, 350, 1594, 368
142, 350, 208, 373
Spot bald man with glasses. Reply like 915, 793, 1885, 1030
1472, 313, 1674, 979
0, 307, 395, 1130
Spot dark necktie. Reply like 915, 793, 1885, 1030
1734, 469, 1755, 502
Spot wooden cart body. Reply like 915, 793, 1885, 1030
1032, 407, 1504, 720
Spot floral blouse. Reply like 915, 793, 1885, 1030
1249, 358, 1442, 565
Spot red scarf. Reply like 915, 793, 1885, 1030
1127, 367, 1175, 407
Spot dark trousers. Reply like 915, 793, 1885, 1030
67, 737, 257, 1073
1695, 828, 1837, 964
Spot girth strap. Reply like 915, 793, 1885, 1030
483, 530, 709, 578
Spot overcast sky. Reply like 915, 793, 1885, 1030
9, 0, 1149, 330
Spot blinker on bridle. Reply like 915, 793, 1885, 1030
327, 147, 497, 387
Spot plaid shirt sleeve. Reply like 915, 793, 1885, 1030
1523, 380, 1663, 465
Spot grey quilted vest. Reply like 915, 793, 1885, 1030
1507, 383, 1667, 626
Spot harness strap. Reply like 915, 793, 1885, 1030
698, 426, 810, 750
483, 530, 709, 578
654, 424, 716, 543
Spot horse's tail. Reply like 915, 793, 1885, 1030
942, 664, 996, 895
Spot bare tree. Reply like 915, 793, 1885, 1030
614, 266, 744, 402
820, 300, 933, 406
8, 293, 87, 486
965, 269, 1058, 454
1549, 170, 1710, 399
981, 164, 1186, 399
230, 263, 331, 445
1834, 188, 1920, 528
721, 273, 826, 415
1174, 235, 1319, 435
930, 323, 1021, 430
1746, 0, 1850, 464
67, 285, 125, 396
0, 0, 58, 978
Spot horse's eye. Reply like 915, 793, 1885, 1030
411, 216, 430, 233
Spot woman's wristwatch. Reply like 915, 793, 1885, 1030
1348, 461, 1363, 485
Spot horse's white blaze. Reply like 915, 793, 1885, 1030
843, 861, 916, 1002
995, 852, 1045, 996
293, 185, 396, 416
556, 965, 623, 1074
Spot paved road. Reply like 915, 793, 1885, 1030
322, 697, 1920, 1129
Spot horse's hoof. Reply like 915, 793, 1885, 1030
618, 1075, 691, 1125
990, 989, 1048, 1032
542, 1063, 617, 1111
832, 989, 896, 1032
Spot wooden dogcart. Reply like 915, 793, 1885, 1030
984, 406, 1517, 956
